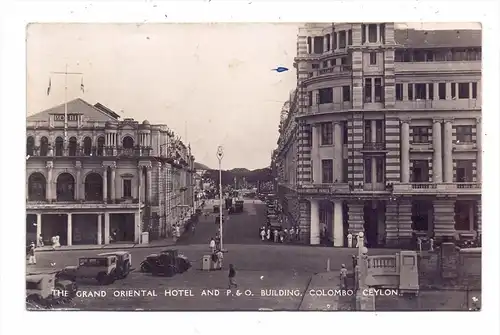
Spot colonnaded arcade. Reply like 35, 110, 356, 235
274, 22, 482, 248
26, 98, 196, 246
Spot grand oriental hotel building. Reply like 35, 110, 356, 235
274, 23, 481, 248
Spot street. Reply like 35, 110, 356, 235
28, 200, 397, 310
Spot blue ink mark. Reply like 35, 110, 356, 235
272, 67, 289, 73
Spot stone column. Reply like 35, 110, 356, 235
347, 201, 364, 234
334, 122, 343, 182
102, 165, 108, 202
476, 117, 481, 182
432, 120, 443, 183
310, 37, 314, 54
36, 213, 42, 246
104, 212, 110, 244
376, 24, 380, 43
97, 214, 102, 245
147, 166, 152, 203
401, 121, 410, 183
443, 120, 454, 182
75, 161, 81, 201
333, 201, 344, 247
134, 212, 141, 244
110, 162, 116, 203
46, 161, 53, 202
310, 199, 320, 245
433, 199, 456, 239
138, 166, 144, 201
323, 35, 328, 52
311, 124, 320, 183
365, 25, 369, 43
67, 213, 73, 246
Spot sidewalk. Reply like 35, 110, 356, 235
35, 238, 177, 253
298, 272, 355, 311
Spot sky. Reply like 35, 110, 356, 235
27, 22, 480, 170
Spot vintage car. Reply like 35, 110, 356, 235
58, 254, 126, 285
26, 273, 77, 307
97, 251, 132, 279
140, 249, 191, 276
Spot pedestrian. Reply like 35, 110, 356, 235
279, 230, 284, 243
28, 242, 36, 265
191, 224, 196, 235
273, 229, 279, 243
228, 264, 237, 289
340, 264, 348, 289
289, 227, 295, 242
209, 238, 216, 253
38, 234, 44, 247
260, 229, 266, 241
175, 225, 181, 239
266, 228, 271, 241
284, 228, 288, 242
216, 249, 224, 269
296, 226, 301, 241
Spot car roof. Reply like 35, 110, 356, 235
98, 251, 129, 256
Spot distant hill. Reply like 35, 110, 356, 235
203, 166, 273, 186
194, 162, 211, 170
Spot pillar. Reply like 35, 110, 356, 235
110, 164, 116, 202
97, 214, 102, 245
333, 201, 344, 247
311, 124, 320, 183
365, 25, 369, 43
376, 24, 380, 43
443, 120, 453, 182
433, 199, 456, 239
310, 199, 320, 245
347, 201, 364, 234
67, 213, 72, 246
398, 200, 413, 246
401, 121, 410, 183
36, 213, 42, 246
102, 166, 108, 202
104, 213, 110, 244
310, 37, 315, 54
138, 166, 144, 201
147, 167, 152, 203
334, 122, 343, 182
46, 161, 53, 202
134, 212, 141, 243
476, 117, 481, 182
371, 121, 377, 143
75, 162, 81, 201
432, 120, 443, 182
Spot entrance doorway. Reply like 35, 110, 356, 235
26, 214, 37, 243
41, 214, 68, 245
363, 201, 385, 247
110, 213, 135, 243
412, 200, 433, 237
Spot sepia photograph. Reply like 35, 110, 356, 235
23, 20, 485, 312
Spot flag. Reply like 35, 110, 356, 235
80, 77, 85, 93
47, 77, 51, 96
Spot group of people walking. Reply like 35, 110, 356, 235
259, 226, 301, 243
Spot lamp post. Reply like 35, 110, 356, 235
216, 146, 224, 251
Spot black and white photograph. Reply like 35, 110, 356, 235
23, 20, 485, 311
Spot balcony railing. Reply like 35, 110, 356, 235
394, 99, 480, 110
317, 65, 352, 76
394, 60, 481, 74
392, 182, 481, 194
362, 142, 386, 151
307, 102, 353, 114
297, 183, 350, 194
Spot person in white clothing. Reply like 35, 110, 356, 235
209, 238, 216, 253
266, 228, 271, 240
260, 229, 266, 241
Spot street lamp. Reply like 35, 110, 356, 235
216, 146, 224, 251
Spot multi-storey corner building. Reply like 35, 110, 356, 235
26, 98, 196, 246
275, 23, 481, 248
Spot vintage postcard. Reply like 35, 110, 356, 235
25, 21, 482, 312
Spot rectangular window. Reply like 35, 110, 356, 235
368, 24, 377, 43
339, 31, 346, 48
321, 159, 334, 184
428, 83, 434, 100
308, 91, 313, 106
456, 126, 473, 143
364, 121, 372, 143
375, 120, 384, 142
451, 83, 457, 99
374, 78, 383, 102
318, 88, 333, 104
123, 179, 132, 198
361, 24, 366, 44
364, 158, 372, 183
347, 29, 353, 45
312, 63, 319, 69
342, 85, 351, 102
343, 122, 348, 144
472, 82, 478, 98
411, 160, 430, 182
412, 127, 429, 143
425, 50, 434, 62
332, 33, 337, 50
408, 84, 414, 101
322, 61, 328, 68
438, 83, 446, 100
458, 83, 470, 99
307, 128, 312, 145
415, 83, 426, 100
341, 57, 348, 65
320, 122, 333, 145
396, 83, 403, 101
313, 36, 324, 54
376, 157, 384, 183
325, 34, 331, 51
369, 52, 377, 65
364, 78, 372, 103
455, 160, 473, 182
380, 24, 385, 43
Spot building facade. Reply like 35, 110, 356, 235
275, 23, 481, 248
26, 98, 196, 246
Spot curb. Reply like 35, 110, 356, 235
35, 243, 177, 253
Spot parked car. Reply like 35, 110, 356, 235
26, 273, 77, 308
97, 251, 132, 279
140, 249, 191, 275
58, 253, 130, 285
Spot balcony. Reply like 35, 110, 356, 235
26, 199, 143, 211
394, 61, 481, 74
307, 102, 353, 115
410, 142, 433, 152
392, 182, 481, 195
297, 183, 350, 195
361, 142, 386, 151
453, 142, 478, 152
394, 99, 480, 110
306, 65, 352, 81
